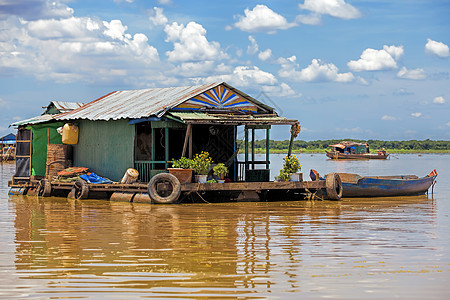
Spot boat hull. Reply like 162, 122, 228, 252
326, 151, 389, 160
341, 174, 436, 197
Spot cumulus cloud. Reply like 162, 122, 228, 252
0, 0, 73, 21
261, 82, 298, 97
397, 67, 426, 80
348, 45, 404, 71
233, 5, 296, 33
411, 112, 422, 118
278, 56, 354, 82
433, 96, 446, 104
165, 21, 227, 62
198, 66, 278, 87
258, 49, 272, 61
425, 39, 449, 58
247, 36, 259, 54
382, 115, 396, 121
297, 0, 361, 24
149, 7, 168, 27
0, 14, 159, 83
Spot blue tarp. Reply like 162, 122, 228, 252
79, 173, 113, 184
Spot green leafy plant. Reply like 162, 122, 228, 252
171, 157, 193, 169
276, 170, 290, 181
213, 163, 228, 179
192, 151, 213, 175
281, 155, 301, 174
206, 179, 217, 183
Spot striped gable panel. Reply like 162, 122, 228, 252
174, 85, 258, 113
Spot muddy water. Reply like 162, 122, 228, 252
1, 154, 449, 299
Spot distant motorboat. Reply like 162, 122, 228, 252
310, 169, 437, 198
326, 141, 389, 159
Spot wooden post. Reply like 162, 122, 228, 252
266, 128, 270, 169
244, 127, 248, 172
189, 125, 193, 159
151, 128, 155, 169
288, 133, 294, 157
251, 128, 255, 169
182, 124, 191, 157
164, 127, 169, 169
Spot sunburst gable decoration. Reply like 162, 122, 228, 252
174, 85, 258, 113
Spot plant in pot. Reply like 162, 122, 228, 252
168, 157, 194, 184
213, 163, 228, 183
192, 151, 213, 183
281, 155, 302, 181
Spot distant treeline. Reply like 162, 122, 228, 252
241, 139, 450, 153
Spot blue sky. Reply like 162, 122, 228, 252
0, 0, 449, 141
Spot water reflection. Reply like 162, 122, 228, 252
8, 193, 442, 298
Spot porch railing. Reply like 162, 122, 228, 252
135, 161, 168, 183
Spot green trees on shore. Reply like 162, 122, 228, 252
246, 139, 450, 153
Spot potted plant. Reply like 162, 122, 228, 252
213, 163, 228, 183
192, 151, 213, 183
168, 157, 194, 184
281, 155, 302, 181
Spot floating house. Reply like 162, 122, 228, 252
1, 133, 16, 161
9, 83, 343, 202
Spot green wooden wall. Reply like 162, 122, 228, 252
73, 119, 134, 181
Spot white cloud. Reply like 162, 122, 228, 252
411, 112, 422, 118
348, 45, 403, 71
446, 122, 450, 127
295, 13, 322, 25
279, 57, 354, 82
0, 97, 7, 108
233, 5, 296, 33
425, 39, 449, 58
298, 0, 362, 20
433, 96, 446, 104
382, 115, 396, 121
397, 67, 426, 80
261, 82, 298, 97
165, 21, 227, 62
149, 7, 168, 27
247, 36, 259, 54
0, 0, 73, 21
0, 15, 160, 83
258, 49, 272, 61
197, 66, 278, 87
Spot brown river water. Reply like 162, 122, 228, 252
0, 154, 449, 299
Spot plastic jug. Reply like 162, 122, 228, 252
62, 123, 79, 144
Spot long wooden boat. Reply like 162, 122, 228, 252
326, 141, 389, 159
310, 169, 437, 198
326, 151, 389, 160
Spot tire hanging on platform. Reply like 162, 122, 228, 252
326, 173, 343, 200
147, 173, 181, 204
70, 179, 89, 200
37, 179, 52, 197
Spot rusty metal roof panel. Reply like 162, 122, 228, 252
51, 101, 85, 113
57, 83, 222, 121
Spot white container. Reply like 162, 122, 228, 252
195, 175, 207, 183
290, 173, 300, 182
121, 168, 139, 184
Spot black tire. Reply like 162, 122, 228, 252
326, 173, 343, 200
71, 179, 89, 199
147, 173, 181, 204
37, 179, 52, 197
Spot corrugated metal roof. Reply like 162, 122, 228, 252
169, 112, 298, 125
56, 82, 275, 121
10, 114, 54, 127
57, 83, 224, 121
51, 101, 84, 113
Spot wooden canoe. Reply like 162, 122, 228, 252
310, 169, 437, 198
